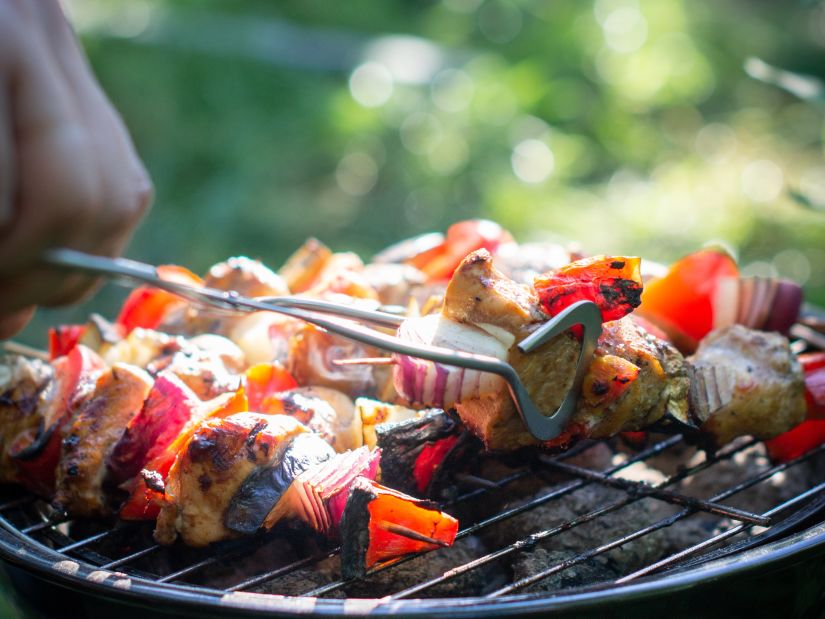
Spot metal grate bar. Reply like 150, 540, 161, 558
385, 436, 758, 600
446, 441, 602, 506
21, 516, 72, 535
99, 543, 161, 570
616, 447, 825, 582
303, 435, 684, 597
540, 457, 770, 526
227, 547, 342, 592
58, 530, 117, 554
488, 443, 825, 596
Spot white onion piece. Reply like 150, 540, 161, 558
393, 314, 509, 408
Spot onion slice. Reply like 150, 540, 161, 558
393, 314, 510, 408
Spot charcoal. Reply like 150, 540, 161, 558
511, 548, 616, 593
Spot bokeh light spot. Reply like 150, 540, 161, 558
335, 152, 379, 196
349, 62, 394, 108
512, 139, 555, 184
431, 69, 475, 112
741, 160, 784, 203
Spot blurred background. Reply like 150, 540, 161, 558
17, 0, 825, 345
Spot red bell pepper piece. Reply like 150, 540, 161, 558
798, 352, 825, 420
244, 362, 298, 413
534, 255, 643, 325
107, 372, 201, 486
9, 345, 105, 496
119, 388, 248, 520
765, 420, 825, 463
411, 434, 460, 495
638, 248, 739, 350
410, 220, 513, 281
764, 354, 825, 462
116, 265, 203, 334
48, 324, 87, 360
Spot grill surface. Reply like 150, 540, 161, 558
1, 429, 824, 608
1, 321, 824, 616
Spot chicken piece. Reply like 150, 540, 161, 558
306, 252, 379, 300
0, 356, 53, 484
160, 256, 288, 336
444, 250, 688, 451
204, 256, 289, 299
155, 413, 307, 546
149, 347, 243, 400
102, 328, 244, 400
361, 263, 426, 306
443, 250, 547, 341
55, 363, 153, 517
688, 325, 806, 447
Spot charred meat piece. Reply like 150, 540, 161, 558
155, 413, 307, 546
340, 477, 458, 578
442, 249, 546, 340
9, 346, 105, 497
436, 250, 689, 451
119, 388, 249, 521
0, 356, 53, 484
689, 325, 806, 447
251, 386, 363, 452
55, 363, 153, 517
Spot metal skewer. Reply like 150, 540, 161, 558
40, 248, 602, 442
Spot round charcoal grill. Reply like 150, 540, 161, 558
2, 323, 825, 617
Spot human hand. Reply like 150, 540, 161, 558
0, 0, 153, 339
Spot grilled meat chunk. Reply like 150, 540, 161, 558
688, 325, 806, 447
55, 363, 153, 517
155, 413, 307, 546
444, 250, 688, 451
443, 249, 546, 340
0, 356, 53, 484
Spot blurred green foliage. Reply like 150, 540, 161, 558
19, 0, 825, 344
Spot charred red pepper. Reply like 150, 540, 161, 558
375, 410, 472, 497
582, 354, 640, 408
116, 265, 203, 334
534, 255, 643, 324
340, 477, 458, 578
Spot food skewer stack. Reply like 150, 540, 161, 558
1, 219, 822, 578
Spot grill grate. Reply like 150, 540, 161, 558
1, 430, 823, 602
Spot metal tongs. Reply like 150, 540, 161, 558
41, 248, 603, 442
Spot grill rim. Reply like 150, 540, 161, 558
2, 505, 824, 617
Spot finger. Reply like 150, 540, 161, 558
0, 17, 97, 275
40, 2, 153, 253
0, 306, 36, 341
